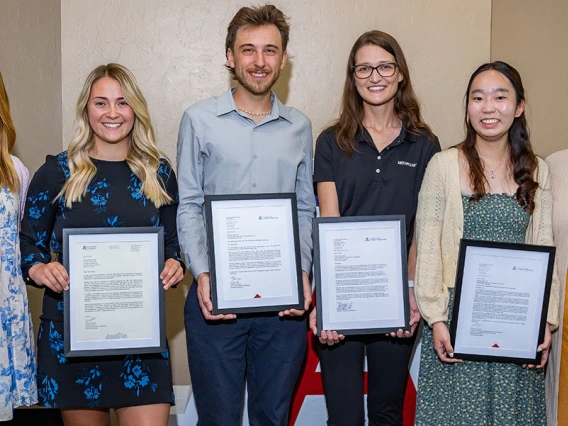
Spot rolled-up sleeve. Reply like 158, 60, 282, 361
176, 110, 209, 279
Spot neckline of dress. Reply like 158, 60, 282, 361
461, 193, 516, 198
90, 157, 127, 164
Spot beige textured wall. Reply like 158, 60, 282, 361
0, 0, 62, 172
491, 0, 568, 157
0, 0, 62, 345
60, 0, 491, 385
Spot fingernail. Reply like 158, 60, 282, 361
449, 353, 454, 358
537, 347, 543, 352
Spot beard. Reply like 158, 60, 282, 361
233, 66, 281, 96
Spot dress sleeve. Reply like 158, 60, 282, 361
414, 153, 451, 326
19, 155, 65, 285
158, 159, 185, 271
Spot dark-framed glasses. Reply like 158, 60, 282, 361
353, 63, 398, 79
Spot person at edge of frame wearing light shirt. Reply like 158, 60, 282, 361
175, 4, 315, 426
544, 148, 568, 426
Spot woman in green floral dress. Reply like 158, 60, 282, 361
413, 61, 559, 425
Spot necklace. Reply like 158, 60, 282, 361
237, 106, 272, 116
481, 156, 508, 179
363, 122, 401, 149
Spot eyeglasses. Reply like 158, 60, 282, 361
353, 63, 398, 79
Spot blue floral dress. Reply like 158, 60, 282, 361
19, 153, 184, 408
0, 185, 37, 420
416, 194, 546, 425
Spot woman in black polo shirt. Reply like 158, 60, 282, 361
310, 30, 440, 425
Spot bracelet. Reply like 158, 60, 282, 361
408, 280, 415, 288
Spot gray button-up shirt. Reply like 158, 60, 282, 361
176, 88, 315, 280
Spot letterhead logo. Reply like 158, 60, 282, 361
366, 236, 386, 242
513, 265, 533, 272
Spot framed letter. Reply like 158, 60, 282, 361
205, 193, 303, 314
63, 227, 165, 357
450, 239, 555, 364
314, 215, 409, 335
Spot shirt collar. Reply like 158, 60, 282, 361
216, 88, 292, 123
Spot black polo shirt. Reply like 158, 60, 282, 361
313, 123, 441, 249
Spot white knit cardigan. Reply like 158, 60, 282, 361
414, 148, 559, 329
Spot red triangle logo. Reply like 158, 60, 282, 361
254, 294, 262, 298
492, 343, 500, 348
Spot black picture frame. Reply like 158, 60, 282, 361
450, 239, 555, 364
205, 193, 304, 314
314, 215, 410, 336
63, 227, 166, 357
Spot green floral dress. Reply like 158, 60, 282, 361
416, 194, 546, 426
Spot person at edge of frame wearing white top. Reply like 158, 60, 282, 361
0, 70, 37, 422
176, 4, 315, 426
309, 30, 440, 426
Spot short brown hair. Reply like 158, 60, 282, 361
225, 4, 290, 74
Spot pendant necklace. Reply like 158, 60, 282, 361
484, 156, 508, 179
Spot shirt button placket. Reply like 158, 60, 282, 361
251, 127, 260, 192
374, 153, 382, 180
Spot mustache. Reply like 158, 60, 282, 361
247, 66, 270, 72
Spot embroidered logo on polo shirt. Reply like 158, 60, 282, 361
397, 161, 417, 167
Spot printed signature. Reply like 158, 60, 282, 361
336, 302, 353, 312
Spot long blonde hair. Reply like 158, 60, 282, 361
59, 63, 171, 207
0, 72, 19, 192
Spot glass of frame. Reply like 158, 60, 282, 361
314, 215, 410, 336
450, 239, 555, 364
63, 227, 166, 357
205, 193, 304, 314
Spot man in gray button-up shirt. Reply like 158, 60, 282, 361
176, 5, 315, 426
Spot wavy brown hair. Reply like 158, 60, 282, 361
225, 4, 290, 77
332, 30, 435, 154
0, 72, 19, 192
459, 61, 538, 213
